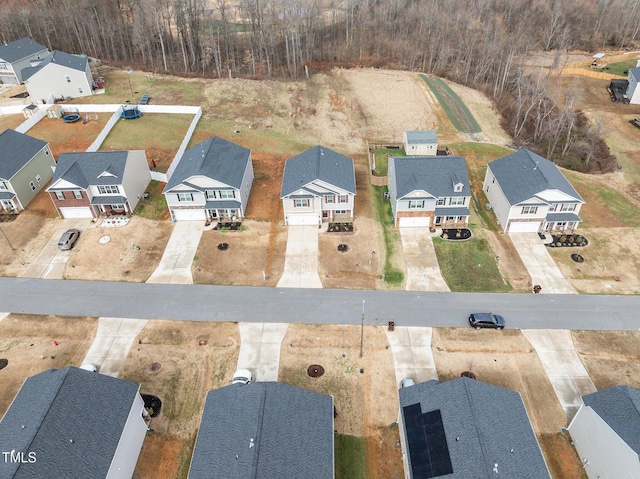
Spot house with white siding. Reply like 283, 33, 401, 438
626, 67, 640, 104
403, 130, 438, 156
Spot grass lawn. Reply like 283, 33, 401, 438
371, 148, 404, 177
371, 184, 404, 285
419, 75, 481, 133
591, 58, 637, 77
134, 181, 170, 221
335, 434, 366, 479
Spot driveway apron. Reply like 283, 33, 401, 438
0, 312, 8, 322
510, 233, 577, 294
385, 327, 438, 387
523, 329, 596, 420
82, 317, 148, 377
400, 227, 450, 292
236, 322, 289, 382
277, 225, 322, 288
146, 221, 203, 284
19, 218, 91, 279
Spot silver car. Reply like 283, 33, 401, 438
58, 229, 80, 250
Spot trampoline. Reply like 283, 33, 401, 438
121, 105, 141, 119
62, 111, 81, 123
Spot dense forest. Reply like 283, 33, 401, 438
2, 0, 638, 173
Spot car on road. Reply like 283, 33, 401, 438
232, 368, 253, 385
468, 312, 505, 330
58, 229, 80, 250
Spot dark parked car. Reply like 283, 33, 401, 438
58, 229, 80, 250
468, 313, 505, 330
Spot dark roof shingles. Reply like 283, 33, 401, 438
391, 156, 470, 199
0, 129, 48, 180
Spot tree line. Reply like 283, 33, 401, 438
1, 0, 637, 173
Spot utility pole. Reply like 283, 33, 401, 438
360, 300, 365, 357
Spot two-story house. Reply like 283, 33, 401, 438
0, 37, 48, 85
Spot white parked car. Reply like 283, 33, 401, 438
232, 368, 253, 385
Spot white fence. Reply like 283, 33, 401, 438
166, 107, 202, 181
86, 106, 124, 152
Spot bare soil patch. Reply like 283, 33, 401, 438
0, 113, 26, 131
0, 213, 59, 276
26, 113, 109, 158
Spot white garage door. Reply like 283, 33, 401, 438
399, 216, 430, 227
172, 209, 206, 221
59, 207, 93, 219
508, 221, 541, 233
287, 214, 319, 226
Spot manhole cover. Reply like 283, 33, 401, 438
461, 371, 476, 379
99, 235, 111, 244
0, 359, 7, 370
218, 243, 229, 250
150, 362, 161, 371
571, 253, 584, 263
307, 365, 325, 377
337, 244, 349, 252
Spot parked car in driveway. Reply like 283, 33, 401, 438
468, 312, 505, 330
232, 368, 253, 385
57, 229, 80, 250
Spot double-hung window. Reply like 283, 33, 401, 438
449, 197, 465, 206
436, 198, 445, 206
205, 190, 216, 200
522, 206, 538, 215
177, 192, 194, 202
294, 199, 310, 208
55, 191, 65, 200
325, 195, 335, 204
408, 200, 425, 209
73, 190, 83, 199
98, 185, 119, 194
219, 190, 235, 199
560, 203, 576, 212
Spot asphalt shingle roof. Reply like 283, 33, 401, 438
0, 366, 141, 479
582, 386, 640, 455
49, 151, 129, 189
0, 129, 48, 180
399, 378, 550, 479
0, 38, 47, 63
280, 145, 356, 197
405, 130, 437, 144
22, 50, 88, 82
629, 67, 640, 81
488, 149, 583, 206
164, 136, 251, 192
188, 382, 334, 479
390, 156, 470, 199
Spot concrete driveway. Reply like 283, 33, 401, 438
510, 233, 577, 294
147, 221, 203, 284
385, 326, 438, 388
236, 322, 289, 381
19, 218, 91, 279
277, 225, 322, 288
400, 227, 449, 291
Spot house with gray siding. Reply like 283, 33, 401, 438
0, 129, 55, 213
280, 145, 356, 226
0, 37, 48, 85
0, 366, 148, 479
188, 382, 334, 479
47, 150, 151, 219
403, 130, 438, 156
388, 156, 470, 228
568, 386, 640, 479
483, 149, 584, 234
23, 50, 95, 103
399, 378, 550, 479
163, 136, 254, 222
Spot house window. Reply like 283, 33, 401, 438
73, 190, 83, 199
408, 200, 425, 209
78, 87, 83, 94
55, 191, 65, 200
454, 183, 463, 193
294, 199, 310, 208
560, 203, 576, 212
0, 182, 7, 191
219, 190, 235, 199
45, 149, 49, 155
36, 175, 41, 183
65, 76, 71, 83
0, 63, 8, 71
338, 195, 348, 203
556, 221, 567, 228
335, 210, 347, 214
177, 193, 194, 202
325, 195, 335, 204
98, 185, 119, 194
111, 204, 125, 210
449, 197, 465, 206
522, 206, 538, 215
205, 190, 216, 200
436, 198, 445, 206
446, 216, 456, 221
435, 216, 442, 225
29, 181, 36, 191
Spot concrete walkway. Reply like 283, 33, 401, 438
19, 218, 91, 279
510, 233, 577, 294
385, 326, 438, 387
147, 221, 203, 284
0, 312, 8, 322
81, 317, 148, 377
400, 228, 449, 292
523, 329, 596, 420
237, 322, 289, 382
277, 226, 322, 288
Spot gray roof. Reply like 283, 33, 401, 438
399, 378, 550, 479
0, 129, 48, 180
405, 130, 437, 145
488, 149, 584, 206
0, 37, 47, 63
49, 151, 129, 189
629, 67, 640, 81
22, 50, 88, 82
434, 207, 470, 217
582, 386, 640, 455
188, 382, 334, 479
391, 156, 470, 199
0, 366, 141, 479
280, 145, 356, 197
164, 136, 251, 192
545, 212, 582, 222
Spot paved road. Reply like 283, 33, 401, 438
1, 277, 639, 330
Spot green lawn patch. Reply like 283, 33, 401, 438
335, 434, 366, 479
371, 148, 405, 176
588, 58, 637, 77
371, 184, 404, 285
433, 231, 510, 292
134, 181, 168, 221
419, 75, 481, 133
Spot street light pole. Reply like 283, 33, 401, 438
360, 300, 365, 357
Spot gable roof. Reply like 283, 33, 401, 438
280, 145, 356, 197
582, 386, 640, 455
391, 156, 470, 199
405, 130, 437, 145
48, 151, 130, 189
188, 382, 334, 479
22, 50, 88, 82
164, 136, 251, 192
0, 366, 140, 479
488, 149, 584, 206
629, 67, 640, 82
0, 38, 47, 63
399, 378, 550, 479
0, 129, 48, 180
